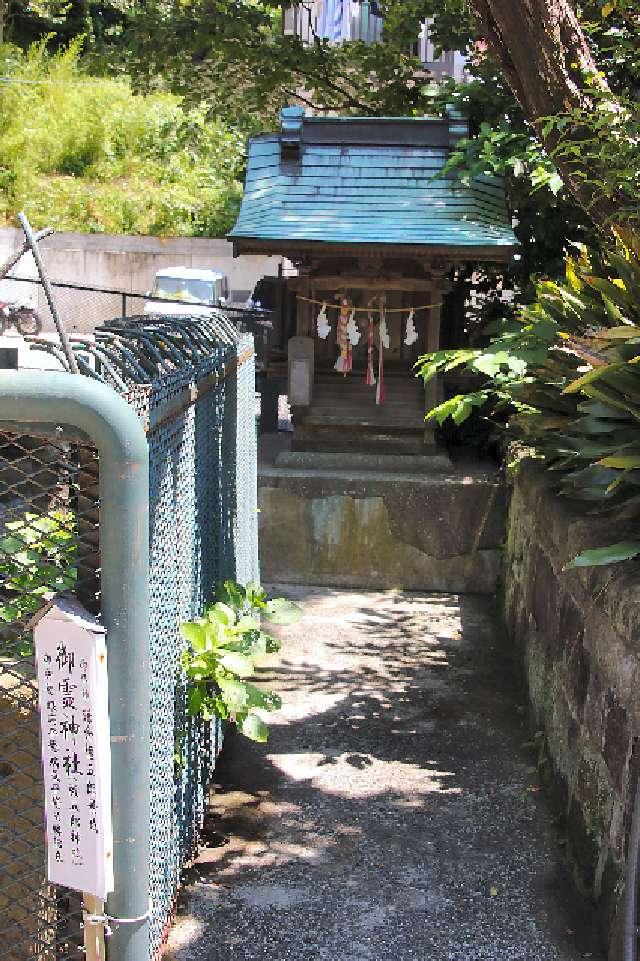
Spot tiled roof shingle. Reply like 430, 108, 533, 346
230, 114, 517, 254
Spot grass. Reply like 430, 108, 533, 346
0, 40, 246, 236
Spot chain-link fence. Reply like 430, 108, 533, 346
0, 275, 272, 368
0, 310, 258, 960
0, 426, 93, 961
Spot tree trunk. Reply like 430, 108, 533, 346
467, 0, 623, 232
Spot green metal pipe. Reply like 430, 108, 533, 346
0, 370, 150, 961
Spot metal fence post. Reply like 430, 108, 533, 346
0, 370, 150, 961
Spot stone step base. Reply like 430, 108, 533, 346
291, 430, 431, 455
275, 450, 451, 473
258, 464, 506, 594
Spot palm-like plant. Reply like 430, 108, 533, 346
417, 230, 640, 566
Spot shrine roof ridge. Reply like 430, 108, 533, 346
229, 107, 518, 257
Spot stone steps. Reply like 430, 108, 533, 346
274, 450, 451, 472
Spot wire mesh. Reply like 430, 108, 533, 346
0, 276, 271, 366
0, 426, 98, 961
0, 312, 258, 960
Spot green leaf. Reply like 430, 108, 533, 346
264, 598, 302, 625
598, 456, 640, 469
243, 681, 281, 711
180, 621, 207, 651
0, 535, 26, 554
427, 392, 487, 426
239, 712, 269, 742
245, 581, 268, 609
584, 276, 630, 311
205, 620, 227, 648
218, 650, 254, 677
564, 541, 640, 569
261, 632, 281, 654
223, 632, 265, 655
563, 363, 624, 395
216, 579, 246, 609
187, 684, 206, 715
185, 656, 209, 679
596, 326, 637, 340
473, 350, 510, 376
218, 676, 250, 713
207, 602, 237, 627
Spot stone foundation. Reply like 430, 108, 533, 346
258, 461, 506, 593
504, 462, 640, 959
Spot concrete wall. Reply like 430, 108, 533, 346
0, 228, 282, 332
504, 462, 640, 959
258, 463, 506, 593
0, 227, 281, 300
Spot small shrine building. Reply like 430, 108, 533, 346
230, 107, 517, 455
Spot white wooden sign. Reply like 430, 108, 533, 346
34, 597, 114, 899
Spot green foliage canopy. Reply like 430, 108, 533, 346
0, 1, 636, 263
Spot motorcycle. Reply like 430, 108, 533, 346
0, 300, 42, 336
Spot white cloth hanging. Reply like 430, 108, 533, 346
379, 314, 390, 349
404, 309, 418, 346
332, 0, 343, 42
365, 314, 376, 386
376, 308, 388, 405
346, 310, 361, 346
316, 302, 331, 339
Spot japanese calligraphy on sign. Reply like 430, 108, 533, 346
34, 597, 114, 899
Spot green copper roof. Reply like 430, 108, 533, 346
229, 110, 517, 255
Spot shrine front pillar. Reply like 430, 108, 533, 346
423, 289, 442, 436
295, 262, 313, 337
289, 261, 314, 438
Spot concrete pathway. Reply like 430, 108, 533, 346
166, 588, 603, 961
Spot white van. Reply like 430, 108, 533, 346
143, 267, 229, 317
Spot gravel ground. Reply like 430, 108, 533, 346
165, 587, 604, 961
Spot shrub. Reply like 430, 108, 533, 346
0, 40, 246, 236
180, 581, 301, 742
417, 229, 640, 566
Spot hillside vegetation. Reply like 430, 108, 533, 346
0, 41, 246, 236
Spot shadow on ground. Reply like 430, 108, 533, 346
165, 587, 604, 961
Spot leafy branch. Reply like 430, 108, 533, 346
180, 580, 300, 743
417, 230, 640, 568
0, 509, 77, 630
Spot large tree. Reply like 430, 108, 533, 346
465, 0, 638, 231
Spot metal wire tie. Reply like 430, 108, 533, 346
83, 907, 150, 936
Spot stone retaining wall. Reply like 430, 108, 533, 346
259, 463, 506, 593
504, 462, 640, 958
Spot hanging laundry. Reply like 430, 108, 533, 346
334, 300, 353, 375
316, 302, 331, 340
346, 310, 361, 346
332, 0, 344, 43
404, 308, 418, 346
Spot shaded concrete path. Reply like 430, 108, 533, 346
166, 588, 603, 961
